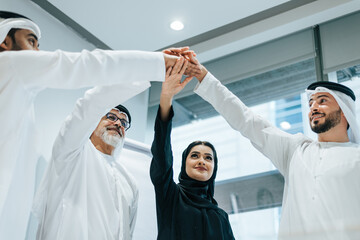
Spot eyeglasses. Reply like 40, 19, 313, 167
105, 112, 131, 131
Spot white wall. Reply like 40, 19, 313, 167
121, 148, 157, 240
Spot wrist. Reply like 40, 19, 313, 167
160, 93, 173, 106
197, 67, 208, 82
159, 97, 172, 122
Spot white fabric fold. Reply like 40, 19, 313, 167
0, 17, 41, 43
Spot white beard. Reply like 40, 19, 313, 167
98, 128, 124, 148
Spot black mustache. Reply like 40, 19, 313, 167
312, 112, 325, 116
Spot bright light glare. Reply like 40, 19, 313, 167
170, 21, 184, 31
280, 121, 291, 130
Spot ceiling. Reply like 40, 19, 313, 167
30, 0, 360, 126
31, 0, 360, 63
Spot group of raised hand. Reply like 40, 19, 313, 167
160, 47, 208, 120
163, 46, 207, 81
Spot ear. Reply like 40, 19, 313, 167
0, 35, 13, 50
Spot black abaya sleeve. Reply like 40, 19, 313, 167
150, 106, 177, 203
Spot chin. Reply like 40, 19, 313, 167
193, 174, 210, 182
102, 132, 122, 147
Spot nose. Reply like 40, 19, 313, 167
113, 120, 125, 133
309, 102, 319, 112
113, 119, 123, 127
197, 159, 205, 166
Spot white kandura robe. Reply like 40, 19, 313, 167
33, 83, 151, 239
0, 50, 164, 240
195, 72, 360, 240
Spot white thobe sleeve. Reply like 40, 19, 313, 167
194, 72, 305, 175
0, 49, 164, 90
52, 76, 156, 170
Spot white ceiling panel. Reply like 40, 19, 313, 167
48, 0, 290, 50
32, 0, 360, 63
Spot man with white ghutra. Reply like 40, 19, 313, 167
0, 10, 199, 239
166, 48, 360, 239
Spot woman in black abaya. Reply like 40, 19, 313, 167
150, 57, 235, 240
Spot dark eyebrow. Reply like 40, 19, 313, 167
190, 151, 213, 157
27, 33, 38, 41
309, 94, 330, 103
111, 112, 128, 120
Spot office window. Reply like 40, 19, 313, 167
336, 65, 360, 124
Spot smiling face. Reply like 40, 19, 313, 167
92, 109, 127, 148
308, 92, 345, 134
185, 144, 215, 182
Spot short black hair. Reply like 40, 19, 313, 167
0, 11, 32, 44
114, 104, 131, 124
307, 81, 356, 101
7, 28, 18, 43
0, 11, 31, 20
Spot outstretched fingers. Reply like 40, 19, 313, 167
179, 59, 188, 75
163, 47, 196, 62
171, 57, 185, 75
163, 46, 189, 55
166, 66, 173, 78
178, 61, 193, 88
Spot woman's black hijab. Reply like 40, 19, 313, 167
178, 141, 219, 209
176, 141, 234, 239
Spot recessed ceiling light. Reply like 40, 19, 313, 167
280, 121, 291, 130
170, 21, 184, 31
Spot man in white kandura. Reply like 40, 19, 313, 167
0, 10, 196, 239
172, 52, 359, 239
33, 83, 145, 239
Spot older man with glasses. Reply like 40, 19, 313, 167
33, 84, 145, 240
0, 10, 201, 239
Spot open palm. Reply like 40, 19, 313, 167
161, 58, 192, 98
